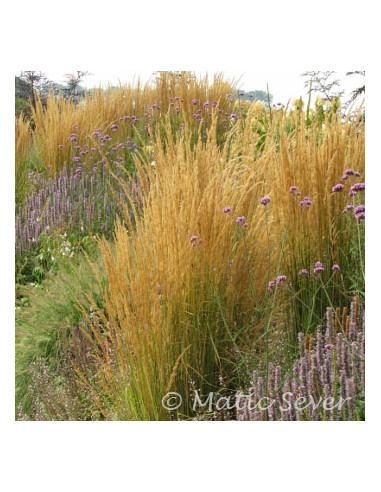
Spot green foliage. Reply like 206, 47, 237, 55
15, 245, 107, 419
15, 96, 32, 118
16, 231, 98, 286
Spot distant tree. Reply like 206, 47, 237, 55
346, 71, 365, 104
61, 71, 89, 104
17, 71, 53, 109
302, 71, 344, 102
237, 89, 273, 106
302, 71, 365, 115
15, 71, 89, 117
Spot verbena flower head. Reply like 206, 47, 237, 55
343, 168, 354, 176
276, 275, 287, 284
289, 186, 298, 194
351, 182, 365, 192
332, 183, 344, 192
354, 205, 365, 215
190, 235, 198, 243
268, 281, 276, 291
236, 216, 245, 224
342, 205, 354, 213
299, 196, 312, 207
355, 213, 365, 221
72, 156, 81, 162
260, 197, 271, 206
222, 207, 232, 213
192, 99, 199, 105
354, 205, 365, 221
313, 261, 325, 274
332, 264, 340, 271
299, 269, 308, 276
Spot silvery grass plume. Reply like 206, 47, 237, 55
237, 298, 365, 421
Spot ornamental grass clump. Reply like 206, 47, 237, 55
237, 298, 365, 421
70, 104, 364, 420
21, 72, 236, 178
15, 114, 33, 206
74, 117, 279, 420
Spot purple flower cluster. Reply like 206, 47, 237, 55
332, 183, 344, 192
237, 302, 365, 421
299, 262, 340, 276
299, 196, 312, 207
342, 204, 354, 214
222, 207, 232, 214
190, 235, 202, 247
350, 182, 365, 193
354, 204, 365, 221
313, 261, 325, 274
268, 275, 287, 290
236, 216, 245, 224
342, 168, 361, 180
260, 197, 271, 206
16, 166, 143, 256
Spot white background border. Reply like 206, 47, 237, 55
2, 1, 380, 490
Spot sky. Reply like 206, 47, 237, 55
42, 70, 365, 107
